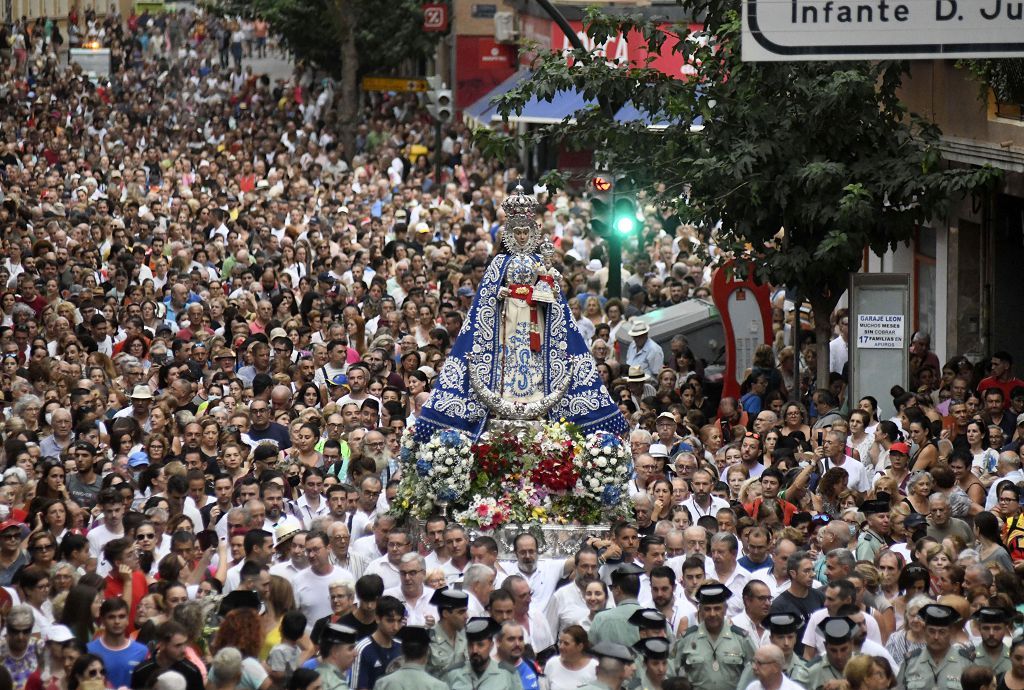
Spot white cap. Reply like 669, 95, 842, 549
45, 625, 74, 643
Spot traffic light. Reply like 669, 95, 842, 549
613, 197, 638, 235
590, 174, 614, 238
426, 76, 453, 124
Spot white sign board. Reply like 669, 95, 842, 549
742, 0, 1024, 61
857, 314, 905, 349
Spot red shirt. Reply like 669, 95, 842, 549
978, 375, 1024, 408
104, 570, 148, 631
744, 497, 799, 525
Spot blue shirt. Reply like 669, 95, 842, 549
738, 555, 773, 573
352, 638, 402, 690
514, 659, 541, 690
87, 638, 150, 688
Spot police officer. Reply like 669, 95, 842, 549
427, 588, 469, 677
579, 641, 638, 690
805, 617, 856, 690
317, 624, 359, 690
590, 564, 645, 647
373, 626, 447, 690
972, 606, 1013, 675
735, 612, 812, 690
626, 609, 669, 686
671, 583, 755, 690
444, 617, 521, 690
897, 604, 975, 690
628, 637, 670, 690
855, 499, 891, 562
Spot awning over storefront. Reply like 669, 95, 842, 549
465, 74, 701, 131
463, 69, 527, 128
464, 69, 597, 127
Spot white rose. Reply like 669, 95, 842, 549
596, 458, 607, 468
589, 478, 600, 489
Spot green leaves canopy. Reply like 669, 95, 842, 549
231, 0, 439, 77
477, 0, 997, 325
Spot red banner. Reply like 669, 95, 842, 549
519, 16, 706, 80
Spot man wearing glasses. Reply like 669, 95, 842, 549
745, 643, 804, 690
247, 399, 291, 449
816, 429, 872, 496
294, 531, 355, 633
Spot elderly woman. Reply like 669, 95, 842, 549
884, 594, 932, 666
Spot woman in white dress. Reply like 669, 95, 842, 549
543, 625, 598, 690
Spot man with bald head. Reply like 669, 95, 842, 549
270, 385, 293, 414
745, 644, 803, 690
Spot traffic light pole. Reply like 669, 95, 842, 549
434, 118, 442, 187
608, 235, 623, 300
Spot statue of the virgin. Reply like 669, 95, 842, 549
413, 186, 627, 442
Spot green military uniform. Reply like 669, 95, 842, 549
671, 622, 755, 690
973, 643, 1011, 676
444, 660, 523, 690
855, 528, 887, 562
805, 655, 845, 690
735, 654, 811, 690
897, 646, 975, 690
426, 626, 467, 677
372, 661, 449, 690
590, 597, 643, 648
970, 606, 1016, 678
317, 662, 351, 690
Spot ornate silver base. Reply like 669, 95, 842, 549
485, 418, 545, 437
470, 523, 611, 558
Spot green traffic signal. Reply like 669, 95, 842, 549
613, 198, 638, 235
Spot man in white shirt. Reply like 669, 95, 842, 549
682, 470, 730, 523
501, 574, 555, 654
734, 580, 773, 647
545, 547, 600, 636
364, 527, 412, 591
350, 514, 393, 564
463, 563, 495, 618
710, 532, 751, 617
744, 644, 805, 690
293, 531, 354, 633
818, 430, 872, 494
500, 533, 574, 615
348, 475, 381, 540
87, 489, 125, 563
383, 552, 437, 626
801, 579, 882, 658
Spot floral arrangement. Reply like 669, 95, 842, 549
393, 421, 632, 530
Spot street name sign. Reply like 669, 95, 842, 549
743, 0, 1024, 60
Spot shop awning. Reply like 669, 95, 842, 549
463, 70, 528, 129
465, 73, 702, 131
464, 69, 599, 127
614, 100, 704, 132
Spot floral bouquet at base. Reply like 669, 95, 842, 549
393, 421, 633, 530
394, 428, 473, 514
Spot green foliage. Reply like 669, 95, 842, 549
958, 59, 1024, 105
478, 0, 1001, 327
224, 0, 438, 77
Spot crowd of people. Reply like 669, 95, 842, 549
0, 4, 1024, 690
